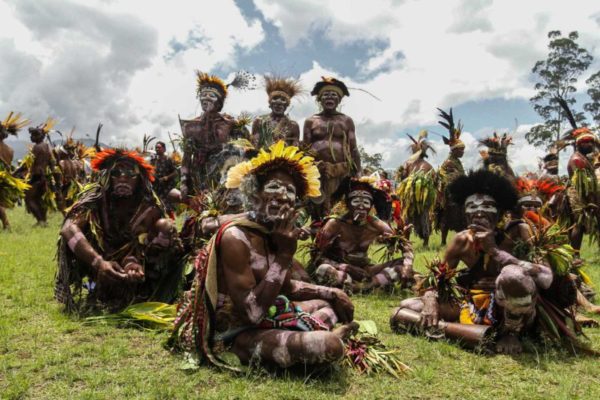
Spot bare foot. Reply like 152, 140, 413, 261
575, 314, 600, 328
332, 321, 359, 340
495, 334, 522, 355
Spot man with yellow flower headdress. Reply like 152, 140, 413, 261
171, 141, 356, 370
251, 75, 301, 149
303, 77, 361, 223
14, 118, 59, 226
0, 112, 30, 229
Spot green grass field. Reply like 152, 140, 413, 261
1, 207, 599, 400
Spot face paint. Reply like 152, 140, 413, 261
518, 195, 542, 213
319, 90, 340, 111
110, 162, 140, 198
269, 95, 289, 115
199, 89, 221, 112
465, 194, 498, 228
256, 171, 297, 224
348, 190, 372, 222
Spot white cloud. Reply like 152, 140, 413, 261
1, 0, 598, 175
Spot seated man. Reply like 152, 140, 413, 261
55, 149, 184, 313
391, 170, 553, 354
170, 141, 355, 370
312, 178, 414, 292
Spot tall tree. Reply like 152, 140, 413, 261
358, 145, 383, 171
526, 31, 592, 148
584, 70, 600, 127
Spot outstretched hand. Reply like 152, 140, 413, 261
421, 291, 439, 328
97, 260, 128, 282
468, 224, 496, 253
270, 205, 298, 258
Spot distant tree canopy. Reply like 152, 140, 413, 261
584, 70, 600, 128
359, 145, 383, 171
526, 31, 593, 148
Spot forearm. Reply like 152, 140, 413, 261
242, 259, 290, 324
489, 248, 553, 289
287, 280, 337, 301
61, 219, 104, 270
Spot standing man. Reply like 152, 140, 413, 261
436, 108, 466, 245
180, 71, 252, 199
0, 112, 30, 229
303, 77, 361, 223
151, 141, 177, 218
252, 75, 301, 148
17, 118, 58, 226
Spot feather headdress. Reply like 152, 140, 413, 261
0, 112, 29, 136
437, 108, 464, 149
311, 76, 350, 98
91, 148, 155, 182
557, 97, 597, 144
449, 169, 517, 212
29, 117, 56, 136
407, 130, 435, 162
516, 176, 564, 203
264, 75, 303, 101
479, 132, 512, 156
226, 140, 320, 199
196, 70, 256, 99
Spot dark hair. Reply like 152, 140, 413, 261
155, 141, 166, 148
449, 169, 517, 212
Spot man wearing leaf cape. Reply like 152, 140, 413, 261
55, 149, 185, 313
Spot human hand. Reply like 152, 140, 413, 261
468, 224, 496, 253
420, 291, 439, 328
330, 288, 354, 323
270, 205, 298, 258
124, 262, 145, 282
96, 260, 128, 282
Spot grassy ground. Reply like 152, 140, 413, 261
1, 207, 599, 400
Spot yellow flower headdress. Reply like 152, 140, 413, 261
29, 117, 57, 136
1, 112, 30, 136
226, 140, 321, 198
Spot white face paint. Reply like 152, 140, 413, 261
349, 191, 372, 221
263, 179, 297, 202
518, 195, 542, 210
465, 194, 497, 215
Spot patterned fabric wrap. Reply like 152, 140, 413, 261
459, 290, 497, 326
258, 295, 329, 331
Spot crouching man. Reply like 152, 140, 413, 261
55, 149, 184, 313
391, 170, 552, 354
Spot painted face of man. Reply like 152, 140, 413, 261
319, 90, 340, 112
465, 194, 499, 229
256, 170, 297, 223
199, 89, 222, 113
269, 94, 289, 116
348, 190, 373, 222
518, 195, 542, 214
110, 161, 140, 198
452, 146, 465, 158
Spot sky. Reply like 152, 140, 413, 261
1, 0, 599, 174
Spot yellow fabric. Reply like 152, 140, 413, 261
459, 290, 492, 325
